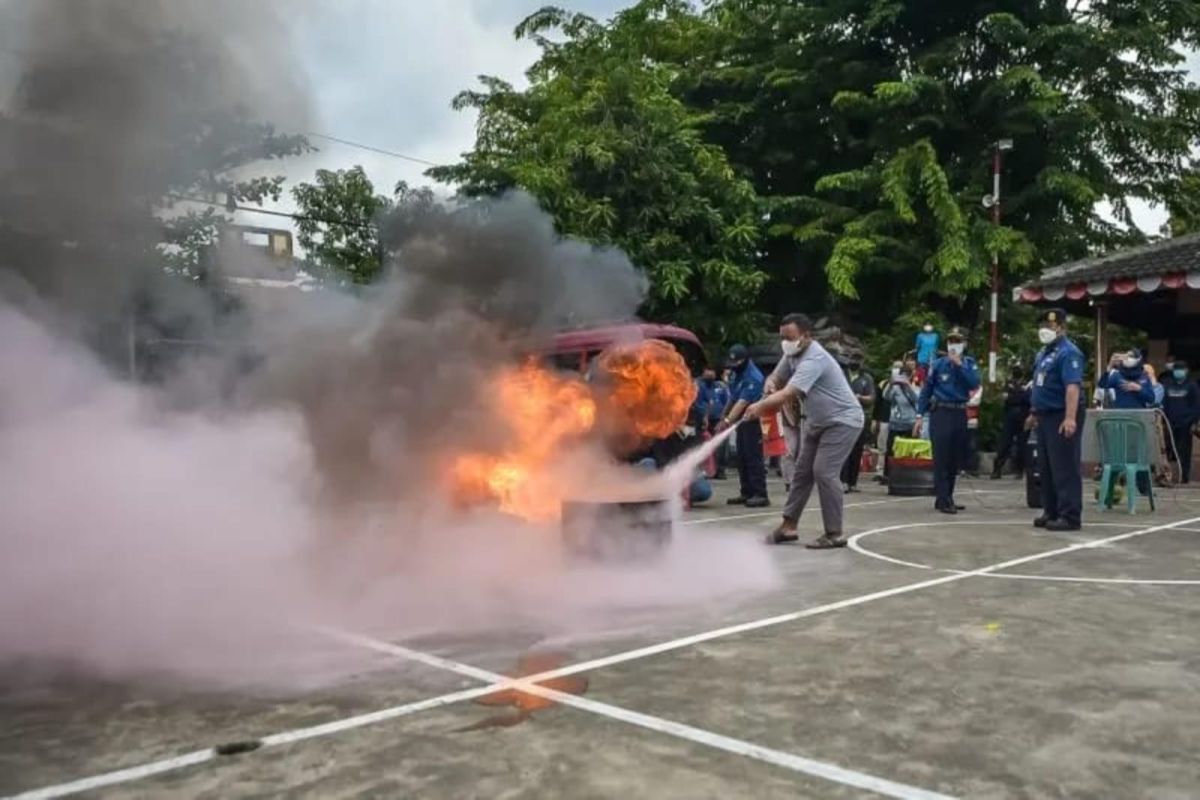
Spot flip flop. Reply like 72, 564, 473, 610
805, 535, 847, 550
765, 527, 800, 545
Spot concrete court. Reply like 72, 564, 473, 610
3, 473, 1200, 799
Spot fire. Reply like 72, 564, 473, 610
594, 339, 697, 440
451, 362, 596, 522
450, 339, 696, 522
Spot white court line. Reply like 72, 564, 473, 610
438, 514, 1200, 688
849, 521, 1200, 585
4, 685, 502, 800
16, 512, 1196, 800
321, 628, 956, 800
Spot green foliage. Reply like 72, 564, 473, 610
292, 166, 394, 284
689, 0, 1200, 320
435, 0, 1200, 343
429, 2, 767, 344
1165, 169, 1200, 237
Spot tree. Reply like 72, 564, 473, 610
291, 166, 395, 284
1164, 168, 1200, 237
692, 0, 1200, 322
429, 4, 767, 343
158, 116, 310, 279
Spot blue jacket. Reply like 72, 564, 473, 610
1031, 337, 1086, 412
1097, 369, 1156, 410
692, 379, 730, 423
917, 356, 981, 414
728, 361, 765, 405
1162, 377, 1200, 427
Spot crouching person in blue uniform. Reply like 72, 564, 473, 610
1030, 308, 1086, 531
914, 327, 980, 514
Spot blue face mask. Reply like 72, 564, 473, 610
1173, 369, 1187, 381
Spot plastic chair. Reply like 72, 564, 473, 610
1095, 416, 1156, 514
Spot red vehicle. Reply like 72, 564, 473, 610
543, 322, 706, 377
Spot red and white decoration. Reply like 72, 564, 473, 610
1016, 270, 1200, 303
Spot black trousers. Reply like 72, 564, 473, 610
930, 407, 967, 508
994, 409, 1027, 473
1036, 408, 1085, 526
840, 423, 869, 488
736, 419, 767, 499
1169, 422, 1194, 483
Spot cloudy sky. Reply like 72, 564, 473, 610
261, 1, 628, 213
262, 1, 1198, 236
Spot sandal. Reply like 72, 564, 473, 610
765, 526, 800, 545
805, 534, 847, 550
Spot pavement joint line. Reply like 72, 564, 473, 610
13, 510, 1195, 799
318, 628, 957, 800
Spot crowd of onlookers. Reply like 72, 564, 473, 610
684, 330, 1200, 509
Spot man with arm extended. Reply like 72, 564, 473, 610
1029, 308, 1086, 531
744, 313, 864, 549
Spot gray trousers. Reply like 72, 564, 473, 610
782, 422, 861, 534
781, 420, 802, 487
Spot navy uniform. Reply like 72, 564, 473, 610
1162, 362, 1200, 483
1030, 308, 1086, 531
917, 329, 981, 514
726, 345, 768, 505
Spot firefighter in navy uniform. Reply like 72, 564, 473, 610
1029, 308, 1086, 531
914, 328, 980, 514
1162, 361, 1200, 483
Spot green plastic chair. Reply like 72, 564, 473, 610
1095, 416, 1156, 514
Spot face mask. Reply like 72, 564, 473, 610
891, 367, 901, 378
1122, 357, 1139, 370
1174, 369, 1187, 381
781, 339, 803, 357
923, 325, 933, 333
948, 343, 964, 356
1037, 328, 1056, 345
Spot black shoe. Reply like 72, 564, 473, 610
954, 504, 966, 511
935, 505, 958, 515
744, 496, 770, 508
727, 496, 747, 506
1045, 519, 1081, 532
1033, 515, 1056, 529
846, 485, 860, 494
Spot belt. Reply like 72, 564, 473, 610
933, 402, 967, 410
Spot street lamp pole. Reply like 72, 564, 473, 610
987, 139, 1013, 384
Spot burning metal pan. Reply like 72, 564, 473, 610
561, 498, 672, 561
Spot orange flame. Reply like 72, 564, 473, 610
450, 340, 696, 521
451, 363, 596, 522
595, 339, 697, 441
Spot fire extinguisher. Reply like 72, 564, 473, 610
761, 413, 787, 459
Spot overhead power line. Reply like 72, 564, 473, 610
167, 193, 375, 231
305, 132, 443, 168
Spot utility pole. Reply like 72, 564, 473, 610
984, 139, 1013, 383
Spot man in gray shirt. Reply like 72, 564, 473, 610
746, 313, 865, 548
